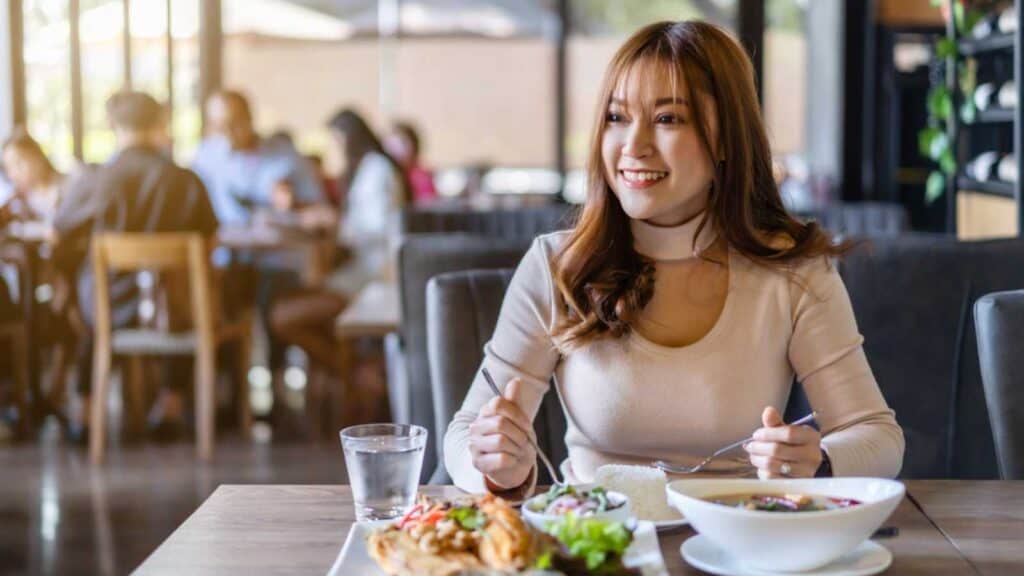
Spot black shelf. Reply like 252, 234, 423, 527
974, 107, 1016, 123
957, 176, 1016, 198
959, 32, 1015, 56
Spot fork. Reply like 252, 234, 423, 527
480, 368, 564, 485
652, 412, 819, 475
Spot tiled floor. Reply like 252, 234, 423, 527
0, 419, 350, 576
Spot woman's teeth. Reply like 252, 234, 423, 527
622, 170, 668, 182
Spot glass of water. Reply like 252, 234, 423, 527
340, 423, 427, 522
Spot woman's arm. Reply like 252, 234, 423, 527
444, 236, 563, 494
788, 257, 906, 478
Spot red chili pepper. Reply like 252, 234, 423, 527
398, 504, 424, 528
420, 510, 446, 525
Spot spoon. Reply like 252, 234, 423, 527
653, 412, 819, 475
481, 367, 564, 485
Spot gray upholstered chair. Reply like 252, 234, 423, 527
399, 204, 573, 237
975, 289, 1024, 479
389, 234, 536, 481
425, 268, 567, 484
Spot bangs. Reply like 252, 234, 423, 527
609, 55, 685, 117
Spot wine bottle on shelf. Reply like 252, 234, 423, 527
970, 14, 998, 39
999, 6, 1018, 34
997, 81, 1017, 110
974, 83, 997, 111
966, 151, 1001, 182
997, 153, 1018, 184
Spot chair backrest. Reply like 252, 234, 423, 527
974, 289, 1024, 479
426, 268, 567, 484
399, 204, 574, 237
395, 233, 535, 480
91, 232, 214, 343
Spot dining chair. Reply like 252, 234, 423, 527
89, 232, 253, 464
425, 268, 568, 485
975, 289, 1024, 480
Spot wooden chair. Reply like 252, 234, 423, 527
89, 233, 253, 463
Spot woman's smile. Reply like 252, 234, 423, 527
619, 168, 669, 189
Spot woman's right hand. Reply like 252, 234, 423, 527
468, 378, 536, 490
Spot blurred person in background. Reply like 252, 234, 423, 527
269, 109, 407, 375
0, 130, 83, 421
53, 90, 218, 439
384, 121, 437, 205
1, 129, 66, 224
192, 90, 324, 224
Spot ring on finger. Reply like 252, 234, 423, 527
779, 462, 792, 476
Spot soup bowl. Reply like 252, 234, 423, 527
666, 477, 904, 572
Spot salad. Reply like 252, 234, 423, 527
535, 513, 639, 576
527, 485, 625, 517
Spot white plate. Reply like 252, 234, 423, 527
681, 534, 893, 576
328, 520, 669, 575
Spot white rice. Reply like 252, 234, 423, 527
594, 464, 682, 522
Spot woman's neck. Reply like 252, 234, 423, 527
630, 213, 718, 261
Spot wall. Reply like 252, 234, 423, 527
957, 191, 1019, 240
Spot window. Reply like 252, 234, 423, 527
16, 0, 202, 167
764, 0, 807, 156
22, 0, 73, 170
80, 0, 124, 164
222, 0, 376, 172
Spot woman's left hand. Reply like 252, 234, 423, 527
744, 406, 822, 479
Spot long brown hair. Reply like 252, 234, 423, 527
553, 20, 851, 348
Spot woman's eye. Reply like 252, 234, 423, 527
605, 111, 624, 123
655, 114, 682, 124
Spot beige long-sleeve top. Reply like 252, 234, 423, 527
444, 217, 905, 494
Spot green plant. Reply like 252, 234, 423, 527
919, 0, 993, 203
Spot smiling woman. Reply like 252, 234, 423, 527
444, 20, 905, 497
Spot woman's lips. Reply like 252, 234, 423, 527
619, 169, 668, 190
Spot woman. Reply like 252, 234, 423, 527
444, 21, 904, 497
270, 110, 407, 372
1, 129, 65, 224
384, 121, 437, 206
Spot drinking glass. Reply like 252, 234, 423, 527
340, 423, 427, 522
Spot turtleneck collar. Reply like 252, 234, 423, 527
630, 212, 718, 261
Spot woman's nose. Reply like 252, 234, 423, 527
621, 122, 653, 158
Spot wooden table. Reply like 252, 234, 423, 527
908, 480, 1024, 575
134, 482, 1021, 575
333, 281, 400, 339
216, 225, 334, 285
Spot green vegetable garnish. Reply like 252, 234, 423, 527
446, 506, 485, 530
544, 512, 634, 571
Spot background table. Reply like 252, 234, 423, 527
134, 482, 1018, 575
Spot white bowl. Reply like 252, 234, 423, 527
521, 489, 632, 531
666, 477, 904, 572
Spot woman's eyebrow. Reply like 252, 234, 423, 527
654, 97, 688, 107
607, 96, 689, 107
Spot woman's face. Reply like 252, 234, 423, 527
330, 129, 349, 174
1, 147, 46, 192
601, 61, 718, 226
